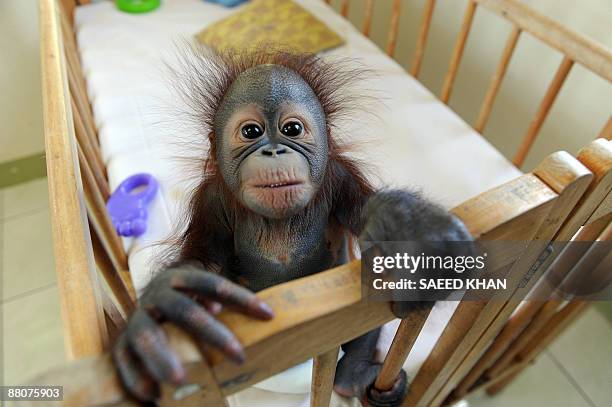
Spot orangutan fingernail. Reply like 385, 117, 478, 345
258, 302, 274, 318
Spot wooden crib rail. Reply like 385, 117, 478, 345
40, 0, 108, 358
28, 150, 591, 406
474, 0, 612, 82
43, 0, 137, 358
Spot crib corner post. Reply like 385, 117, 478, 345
310, 346, 340, 407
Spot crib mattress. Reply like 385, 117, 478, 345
74, 0, 521, 405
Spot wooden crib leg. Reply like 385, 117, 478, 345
311, 346, 340, 407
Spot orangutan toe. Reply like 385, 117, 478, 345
365, 369, 408, 407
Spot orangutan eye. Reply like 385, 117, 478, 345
281, 121, 303, 137
241, 123, 264, 140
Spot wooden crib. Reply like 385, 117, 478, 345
37, 0, 611, 405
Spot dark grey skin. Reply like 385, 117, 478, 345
113, 65, 473, 406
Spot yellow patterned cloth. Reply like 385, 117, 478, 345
195, 0, 345, 54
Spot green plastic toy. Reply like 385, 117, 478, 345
116, 0, 161, 14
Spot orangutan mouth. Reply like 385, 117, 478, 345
255, 181, 303, 189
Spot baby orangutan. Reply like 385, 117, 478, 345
112, 47, 473, 406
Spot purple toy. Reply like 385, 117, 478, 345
107, 173, 159, 237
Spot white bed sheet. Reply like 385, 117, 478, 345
75, 0, 522, 405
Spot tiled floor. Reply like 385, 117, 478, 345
1, 178, 611, 406
1, 178, 65, 386
467, 314, 612, 407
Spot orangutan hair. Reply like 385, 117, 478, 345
157, 44, 375, 271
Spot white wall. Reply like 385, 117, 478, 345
0, 0, 45, 163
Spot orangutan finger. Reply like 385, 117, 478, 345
200, 299, 223, 314
156, 290, 246, 363
113, 333, 159, 402
171, 268, 274, 320
126, 309, 186, 385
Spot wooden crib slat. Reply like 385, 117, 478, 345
440, 1, 477, 104
99, 281, 127, 344
486, 301, 588, 396
513, 57, 574, 167
78, 142, 131, 278
403, 153, 592, 407
362, 0, 374, 37
462, 353, 531, 397
60, 0, 77, 18
71, 97, 110, 199
60, 6, 110, 201
61, 7, 96, 126
60, 11, 86, 90
599, 116, 612, 140
341, 0, 349, 18
385, 0, 402, 58
310, 347, 340, 407
68, 70, 102, 163
373, 307, 431, 391
410, 0, 437, 78
485, 300, 561, 379
90, 223, 137, 315
451, 299, 542, 397
61, 8, 107, 188
65, 54, 97, 143
520, 301, 589, 361
474, 26, 521, 133
65, 61, 102, 156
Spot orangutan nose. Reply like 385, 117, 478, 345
261, 145, 287, 156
